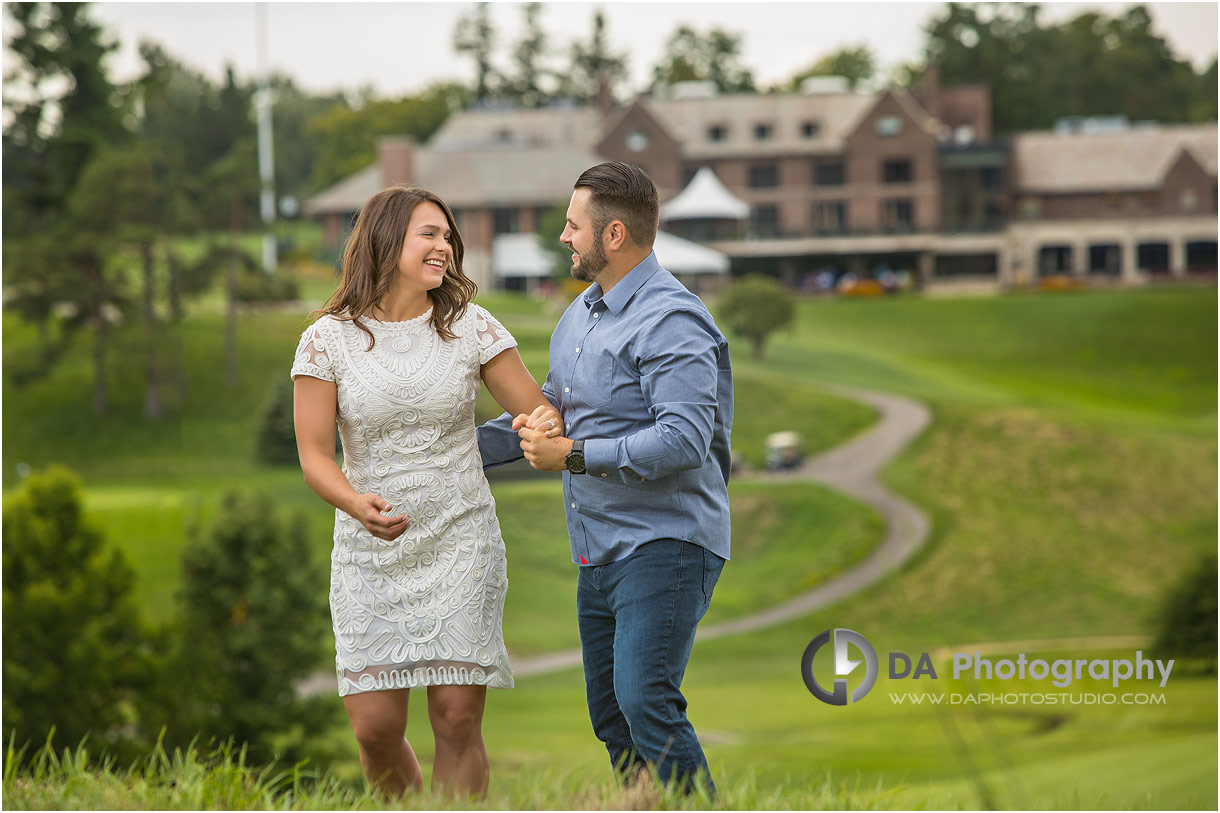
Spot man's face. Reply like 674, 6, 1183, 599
560, 188, 607, 283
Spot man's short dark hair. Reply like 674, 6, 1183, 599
574, 162, 659, 250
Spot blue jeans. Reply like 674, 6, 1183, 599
576, 539, 725, 793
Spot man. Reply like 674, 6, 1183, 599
477, 162, 733, 793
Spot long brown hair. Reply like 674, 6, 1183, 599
317, 186, 477, 349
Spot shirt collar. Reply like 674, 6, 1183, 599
582, 251, 662, 315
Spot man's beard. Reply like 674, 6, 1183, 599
571, 237, 608, 283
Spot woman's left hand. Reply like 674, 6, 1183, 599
512, 404, 563, 438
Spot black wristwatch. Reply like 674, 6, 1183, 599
565, 439, 586, 474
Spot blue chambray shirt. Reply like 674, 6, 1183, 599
477, 251, 733, 566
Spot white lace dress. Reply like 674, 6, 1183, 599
290, 304, 516, 696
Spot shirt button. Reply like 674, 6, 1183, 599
601, 473, 607, 478
575, 347, 581, 353
593, 312, 600, 318
570, 502, 576, 508
564, 386, 570, 393
566, 423, 571, 431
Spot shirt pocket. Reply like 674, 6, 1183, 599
575, 348, 617, 409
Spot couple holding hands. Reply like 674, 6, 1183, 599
291, 162, 733, 798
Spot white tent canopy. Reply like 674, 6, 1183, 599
660, 166, 750, 221
493, 230, 729, 280
653, 231, 730, 275
492, 233, 552, 278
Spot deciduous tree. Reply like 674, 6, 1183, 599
922, 3, 1216, 133
651, 25, 755, 93
454, 2, 501, 103
564, 9, 629, 105
784, 45, 876, 91
717, 275, 796, 361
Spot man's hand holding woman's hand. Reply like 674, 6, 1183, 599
513, 405, 573, 472
350, 492, 409, 541
511, 404, 563, 437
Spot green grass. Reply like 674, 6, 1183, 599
756, 288, 1216, 433
11, 641, 1209, 810
4, 275, 1216, 809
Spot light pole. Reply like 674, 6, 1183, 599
256, 2, 277, 274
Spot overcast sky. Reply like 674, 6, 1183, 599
25, 2, 1220, 98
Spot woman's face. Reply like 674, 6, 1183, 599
395, 201, 453, 293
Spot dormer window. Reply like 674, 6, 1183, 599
754, 123, 773, 141
876, 116, 903, 137
801, 120, 821, 139
708, 124, 727, 142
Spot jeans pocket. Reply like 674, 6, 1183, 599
701, 548, 724, 605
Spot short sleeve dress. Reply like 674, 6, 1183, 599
290, 303, 517, 696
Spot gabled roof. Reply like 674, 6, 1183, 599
660, 167, 749, 221
302, 164, 379, 217
303, 143, 601, 215
429, 105, 602, 150
1013, 124, 1218, 193
642, 91, 877, 158
419, 145, 601, 208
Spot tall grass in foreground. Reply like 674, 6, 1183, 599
2, 734, 941, 811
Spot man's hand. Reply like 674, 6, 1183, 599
518, 426, 573, 471
512, 404, 562, 438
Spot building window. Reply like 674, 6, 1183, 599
753, 122, 773, 141
493, 207, 519, 235
748, 163, 778, 188
707, 124, 727, 142
882, 158, 912, 184
881, 199, 914, 232
801, 120, 821, 139
813, 161, 845, 186
1140, 190, 1160, 209
813, 201, 847, 234
980, 166, 1003, 188
752, 205, 780, 238
1089, 244, 1121, 275
876, 115, 903, 137
626, 130, 649, 151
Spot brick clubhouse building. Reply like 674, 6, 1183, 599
306, 70, 1217, 294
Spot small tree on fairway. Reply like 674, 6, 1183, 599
717, 275, 796, 360
2, 467, 145, 750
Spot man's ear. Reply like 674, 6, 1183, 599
604, 220, 628, 251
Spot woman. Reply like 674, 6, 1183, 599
291, 186, 558, 798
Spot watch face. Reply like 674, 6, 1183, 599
567, 453, 586, 474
